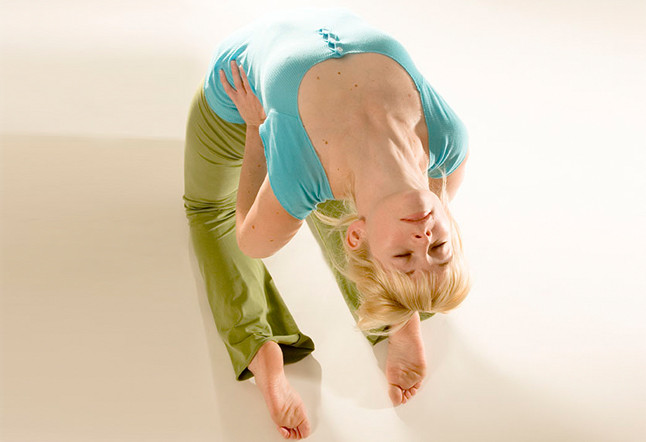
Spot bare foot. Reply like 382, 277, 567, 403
248, 341, 311, 439
385, 311, 427, 406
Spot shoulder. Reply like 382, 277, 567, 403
259, 110, 334, 219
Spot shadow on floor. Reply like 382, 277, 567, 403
187, 236, 333, 441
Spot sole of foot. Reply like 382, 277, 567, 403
248, 341, 311, 439
384, 312, 427, 406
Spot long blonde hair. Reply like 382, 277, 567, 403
313, 171, 472, 336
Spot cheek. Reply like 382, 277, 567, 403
439, 219, 452, 240
366, 222, 395, 256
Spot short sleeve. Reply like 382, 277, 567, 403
419, 78, 470, 178
428, 115, 469, 178
258, 110, 335, 220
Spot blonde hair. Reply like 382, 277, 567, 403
313, 171, 472, 337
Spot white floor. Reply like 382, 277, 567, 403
2, 1, 645, 441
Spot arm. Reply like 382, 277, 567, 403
220, 60, 304, 258
428, 149, 469, 202
238, 176, 304, 259
219, 61, 267, 232
235, 123, 266, 230
235, 123, 303, 258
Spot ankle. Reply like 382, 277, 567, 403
248, 341, 285, 381
390, 312, 422, 341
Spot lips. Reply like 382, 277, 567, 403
401, 211, 432, 223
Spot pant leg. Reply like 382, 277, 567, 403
183, 79, 314, 381
305, 200, 434, 346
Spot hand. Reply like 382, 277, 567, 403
219, 60, 267, 127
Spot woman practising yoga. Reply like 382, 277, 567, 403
183, 7, 471, 439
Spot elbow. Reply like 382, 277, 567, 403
236, 230, 273, 259
236, 231, 255, 259
235, 228, 254, 258
237, 240, 261, 259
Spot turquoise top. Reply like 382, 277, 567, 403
204, 7, 469, 220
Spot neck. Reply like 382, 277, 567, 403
344, 118, 429, 219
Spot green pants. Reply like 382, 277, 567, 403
183, 81, 413, 381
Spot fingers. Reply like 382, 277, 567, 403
218, 60, 265, 126
218, 60, 245, 98
238, 63, 252, 92
219, 60, 255, 105
219, 69, 236, 101
229, 60, 245, 93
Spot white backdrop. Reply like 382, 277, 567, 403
2, 0, 643, 141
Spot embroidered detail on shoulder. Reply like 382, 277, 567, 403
317, 28, 344, 55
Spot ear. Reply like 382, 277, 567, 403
345, 219, 366, 250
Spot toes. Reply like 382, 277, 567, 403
277, 426, 303, 439
388, 384, 404, 406
389, 382, 425, 406
298, 419, 311, 438
390, 385, 420, 406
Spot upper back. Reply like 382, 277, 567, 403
203, 8, 469, 220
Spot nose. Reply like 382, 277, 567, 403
413, 229, 432, 240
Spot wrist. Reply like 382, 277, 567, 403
245, 119, 265, 130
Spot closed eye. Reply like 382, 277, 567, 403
395, 243, 447, 259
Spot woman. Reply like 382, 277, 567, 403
183, 7, 471, 439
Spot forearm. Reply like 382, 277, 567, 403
236, 124, 267, 228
